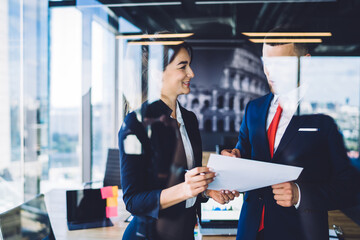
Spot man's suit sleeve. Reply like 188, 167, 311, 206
235, 102, 252, 159
297, 117, 357, 211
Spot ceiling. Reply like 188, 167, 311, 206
68, 0, 360, 55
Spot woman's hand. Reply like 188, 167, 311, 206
182, 167, 216, 199
206, 189, 240, 204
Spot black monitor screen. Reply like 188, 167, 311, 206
0, 194, 55, 240
66, 189, 106, 224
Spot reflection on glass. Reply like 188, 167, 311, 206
300, 57, 360, 167
23, 0, 49, 201
121, 45, 142, 111
262, 56, 302, 115
178, 47, 268, 150
0, 0, 23, 213
0, 194, 55, 240
46, 7, 82, 191
91, 20, 116, 181
0, 0, 49, 210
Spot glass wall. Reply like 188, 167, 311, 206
0, 0, 23, 212
91, 19, 116, 182
0, 0, 49, 212
46, 7, 83, 192
1, 0, 359, 217
300, 57, 360, 168
49, 4, 119, 185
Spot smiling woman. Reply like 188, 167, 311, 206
119, 37, 238, 240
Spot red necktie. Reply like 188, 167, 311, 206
259, 104, 283, 232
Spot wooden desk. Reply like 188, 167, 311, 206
45, 189, 129, 240
44, 189, 236, 240
329, 210, 360, 240
45, 189, 360, 240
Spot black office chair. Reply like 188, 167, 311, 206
103, 148, 121, 188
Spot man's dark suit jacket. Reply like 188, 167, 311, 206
119, 100, 204, 240
235, 93, 356, 240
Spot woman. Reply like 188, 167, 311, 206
119, 39, 238, 240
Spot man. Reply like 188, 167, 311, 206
222, 28, 357, 240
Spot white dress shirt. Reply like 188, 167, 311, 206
267, 94, 301, 208
175, 102, 196, 208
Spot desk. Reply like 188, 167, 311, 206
45, 189, 360, 240
45, 189, 236, 240
45, 189, 128, 240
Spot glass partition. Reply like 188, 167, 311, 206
91, 19, 116, 182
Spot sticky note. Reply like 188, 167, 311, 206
101, 186, 114, 199
106, 206, 118, 218
112, 186, 118, 197
106, 197, 118, 207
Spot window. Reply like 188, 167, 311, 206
0, 0, 49, 211
91, 20, 116, 182
46, 7, 83, 191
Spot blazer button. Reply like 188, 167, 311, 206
258, 195, 263, 201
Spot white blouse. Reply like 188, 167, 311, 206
175, 101, 196, 208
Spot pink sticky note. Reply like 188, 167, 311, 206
101, 186, 114, 199
106, 206, 118, 218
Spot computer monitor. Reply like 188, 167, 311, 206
199, 193, 244, 235
66, 189, 113, 230
0, 194, 55, 240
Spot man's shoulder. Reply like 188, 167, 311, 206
247, 93, 272, 109
297, 113, 338, 132
299, 113, 335, 123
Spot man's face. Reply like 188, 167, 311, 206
262, 43, 298, 94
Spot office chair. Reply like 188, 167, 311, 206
103, 148, 121, 188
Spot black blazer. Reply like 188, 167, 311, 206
235, 93, 357, 240
119, 100, 204, 240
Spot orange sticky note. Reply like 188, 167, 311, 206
112, 186, 118, 197
101, 186, 114, 199
106, 197, 118, 207
106, 206, 118, 218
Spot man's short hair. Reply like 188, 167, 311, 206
265, 26, 309, 56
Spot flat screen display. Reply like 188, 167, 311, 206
0, 194, 55, 240
201, 193, 243, 223
66, 189, 106, 224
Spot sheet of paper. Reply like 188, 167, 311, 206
207, 154, 303, 192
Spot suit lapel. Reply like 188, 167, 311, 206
259, 93, 274, 162
272, 115, 305, 161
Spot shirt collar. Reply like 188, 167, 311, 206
273, 94, 280, 105
273, 89, 301, 117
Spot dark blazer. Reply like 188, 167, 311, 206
119, 100, 204, 240
235, 92, 357, 240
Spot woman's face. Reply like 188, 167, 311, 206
162, 47, 194, 98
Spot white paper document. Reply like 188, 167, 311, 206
207, 154, 303, 192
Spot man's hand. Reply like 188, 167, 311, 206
206, 189, 240, 204
221, 148, 241, 158
271, 182, 299, 207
